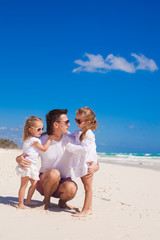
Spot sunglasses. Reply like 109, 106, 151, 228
57, 120, 70, 125
31, 126, 44, 132
75, 118, 89, 124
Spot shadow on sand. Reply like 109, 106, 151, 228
0, 196, 79, 213
0, 196, 19, 206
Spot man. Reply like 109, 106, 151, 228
16, 109, 99, 209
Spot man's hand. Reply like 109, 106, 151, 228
16, 154, 31, 169
87, 162, 99, 177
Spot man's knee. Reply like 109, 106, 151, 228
44, 169, 60, 183
66, 182, 78, 198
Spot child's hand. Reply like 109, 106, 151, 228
48, 135, 55, 141
87, 162, 99, 176
65, 142, 70, 148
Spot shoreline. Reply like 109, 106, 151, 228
1, 147, 160, 171
98, 159, 160, 171
1, 148, 160, 171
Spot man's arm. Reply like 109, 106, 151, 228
16, 154, 31, 169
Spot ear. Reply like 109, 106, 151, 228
53, 122, 59, 129
28, 128, 32, 133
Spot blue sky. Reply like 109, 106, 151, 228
0, 0, 160, 153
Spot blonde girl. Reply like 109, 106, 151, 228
66, 107, 98, 217
15, 116, 52, 209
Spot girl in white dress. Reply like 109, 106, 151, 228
66, 107, 98, 217
15, 116, 52, 209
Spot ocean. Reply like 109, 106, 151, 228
97, 152, 160, 170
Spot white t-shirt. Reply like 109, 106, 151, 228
39, 133, 74, 179
65, 129, 97, 177
23, 137, 41, 164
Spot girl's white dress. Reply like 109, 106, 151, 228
66, 129, 97, 177
15, 137, 41, 180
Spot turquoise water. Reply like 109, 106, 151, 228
97, 152, 160, 165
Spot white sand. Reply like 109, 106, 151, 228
0, 148, 160, 240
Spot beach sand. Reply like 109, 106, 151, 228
0, 148, 160, 240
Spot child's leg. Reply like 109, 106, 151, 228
18, 176, 29, 209
81, 174, 93, 213
73, 174, 93, 217
25, 179, 38, 205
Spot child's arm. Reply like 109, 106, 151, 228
66, 142, 86, 154
32, 136, 52, 152
66, 137, 91, 154
66, 130, 95, 154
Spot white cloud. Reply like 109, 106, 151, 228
99, 143, 107, 146
0, 135, 8, 138
128, 125, 137, 129
10, 128, 20, 131
131, 53, 158, 72
72, 53, 107, 73
105, 54, 135, 73
72, 53, 158, 73
0, 127, 7, 130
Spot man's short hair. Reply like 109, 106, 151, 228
46, 109, 68, 135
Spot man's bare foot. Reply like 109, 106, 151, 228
58, 199, 72, 209
35, 199, 50, 210
58, 199, 80, 212
17, 204, 30, 210
35, 204, 47, 210
25, 200, 39, 206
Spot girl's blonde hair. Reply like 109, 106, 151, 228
76, 107, 97, 141
23, 116, 43, 142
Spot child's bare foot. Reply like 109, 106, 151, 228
25, 200, 39, 206
17, 204, 30, 210
71, 210, 92, 217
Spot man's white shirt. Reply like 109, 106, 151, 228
39, 133, 74, 178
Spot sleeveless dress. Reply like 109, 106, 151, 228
15, 137, 41, 180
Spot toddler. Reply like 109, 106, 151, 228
15, 116, 52, 209
66, 107, 98, 217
